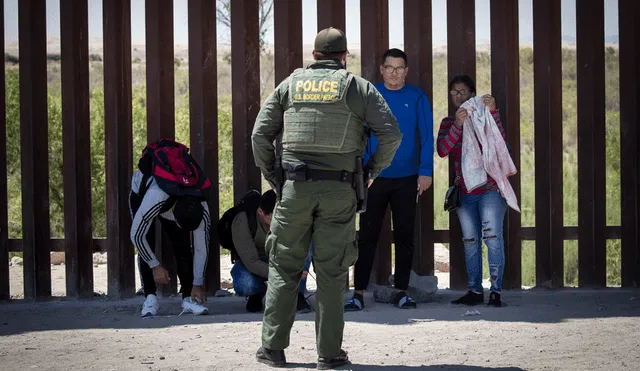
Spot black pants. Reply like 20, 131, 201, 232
130, 191, 194, 299
137, 217, 194, 299
354, 175, 417, 291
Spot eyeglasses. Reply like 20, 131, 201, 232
450, 89, 470, 96
383, 65, 406, 74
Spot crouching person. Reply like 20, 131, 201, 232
219, 189, 313, 313
130, 139, 212, 317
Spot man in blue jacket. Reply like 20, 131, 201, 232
345, 48, 434, 311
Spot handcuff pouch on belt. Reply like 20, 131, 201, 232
286, 161, 308, 181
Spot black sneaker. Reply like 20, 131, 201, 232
451, 291, 484, 305
246, 293, 264, 313
256, 346, 286, 367
297, 293, 313, 313
317, 349, 350, 370
487, 291, 502, 307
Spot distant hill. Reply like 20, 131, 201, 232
514, 34, 619, 44
4, 34, 619, 60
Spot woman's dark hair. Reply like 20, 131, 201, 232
448, 75, 476, 94
259, 190, 277, 215
381, 48, 408, 65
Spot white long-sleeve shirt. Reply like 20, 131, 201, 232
129, 170, 211, 286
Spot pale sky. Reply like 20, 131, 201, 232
3, 0, 619, 46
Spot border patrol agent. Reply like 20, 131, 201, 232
252, 27, 402, 369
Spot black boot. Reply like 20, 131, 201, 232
451, 291, 484, 305
487, 291, 502, 307
246, 293, 264, 313
296, 293, 312, 313
318, 349, 350, 370
256, 346, 286, 367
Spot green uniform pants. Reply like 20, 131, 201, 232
261, 179, 358, 358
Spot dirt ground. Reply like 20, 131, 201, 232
2, 257, 640, 371
8, 250, 458, 299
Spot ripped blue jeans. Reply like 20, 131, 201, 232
455, 189, 507, 293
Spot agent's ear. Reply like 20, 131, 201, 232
257, 207, 265, 217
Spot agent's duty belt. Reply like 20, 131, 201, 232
285, 168, 354, 183
275, 159, 367, 212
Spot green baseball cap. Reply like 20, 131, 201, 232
314, 27, 348, 53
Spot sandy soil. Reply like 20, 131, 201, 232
8, 254, 320, 299
9, 256, 465, 299
8, 248, 459, 299
0, 290, 638, 371
2, 258, 640, 371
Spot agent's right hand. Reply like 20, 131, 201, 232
152, 265, 170, 285
455, 107, 468, 127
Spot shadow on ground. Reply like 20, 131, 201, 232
1, 288, 639, 335
283, 363, 525, 370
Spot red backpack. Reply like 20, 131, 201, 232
137, 138, 211, 201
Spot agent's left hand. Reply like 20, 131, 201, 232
483, 94, 496, 111
191, 285, 207, 304
417, 176, 433, 196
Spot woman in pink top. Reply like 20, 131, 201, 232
437, 75, 508, 307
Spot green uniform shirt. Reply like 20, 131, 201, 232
252, 60, 402, 183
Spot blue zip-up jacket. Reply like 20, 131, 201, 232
365, 82, 434, 178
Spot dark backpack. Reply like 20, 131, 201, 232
217, 189, 262, 263
137, 138, 211, 201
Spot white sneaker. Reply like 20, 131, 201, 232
141, 294, 159, 317
180, 297, 208, 316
